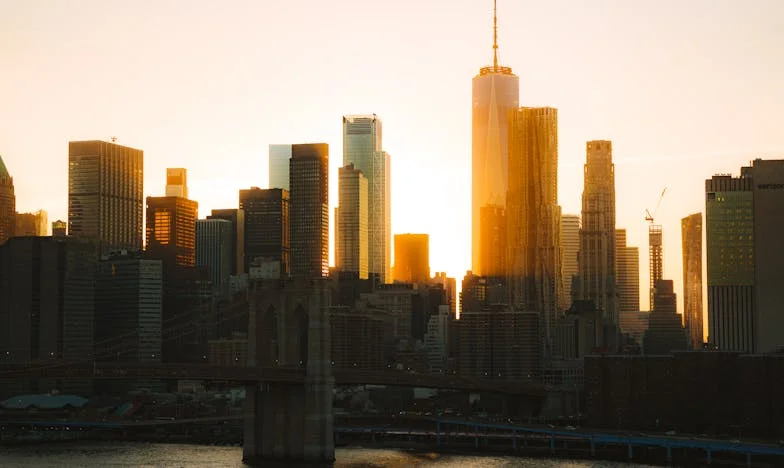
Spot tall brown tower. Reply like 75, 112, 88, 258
68, 140, 143, 253
290, 143, 329, 279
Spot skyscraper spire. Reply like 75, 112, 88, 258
493, 0, 499, 68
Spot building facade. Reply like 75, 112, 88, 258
681, 213, 703, 348
615, 229, 640, 327
165, 168, 188, 198
51, 220, 67, 237
706, 160, 784, 354
506, 106, 561, 357
268, 144, 292, 191
560, 214, 580, 310
290, 143, 329, 278
335, 164, 368, 279
579, 140, 617, 325
479, 204, 506, 277
705, 171, 754, 352
239, 188, 289, 275
145, 196, 198, 277
196, 218, 233, 299
96, 252, 163, 362
15, 210, 48, 236
393, 233, 430, 285
68, 140, 144, 253
0, 155, 14, 245
208, 208, 245, 276
343, 115, 390, 283
0, 237, 96, 364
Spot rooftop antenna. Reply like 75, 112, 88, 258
493, 0, 499, 69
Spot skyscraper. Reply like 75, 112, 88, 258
0, 236, 96, 364
394, 233, 430, 284
145, 196, 198, 276
343, 115, 390, 283
335, 164, 368, 279
290, 143, 329, 278
196, 218, 233, 299
471, 1, 519, 275
706, 160, 784, 353
579, 141, 617, 324
165, 168, 188, 198
506, 106, 561, 356
681, 213, 703, 348
269, 144, 292, 191
68, 140, 143, 253
705, 172, 754, 352
239, 188, 289, 274
615, 229, 640, 333
0, 155, 14, 245
560, 214, 581, 310
648, 224, 663, 310
208, 209, 245, 276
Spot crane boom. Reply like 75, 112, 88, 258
645, 187, 667, 224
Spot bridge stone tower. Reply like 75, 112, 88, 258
243, 278, 334, 464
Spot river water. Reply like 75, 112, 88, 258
0, 442, 658, 467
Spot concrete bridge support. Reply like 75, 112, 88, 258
242, 278, 334, 464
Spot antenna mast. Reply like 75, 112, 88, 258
493, 0, 499, 69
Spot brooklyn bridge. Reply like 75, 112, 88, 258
0, 278, 546, 464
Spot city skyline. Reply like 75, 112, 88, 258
3, 1, 784, 314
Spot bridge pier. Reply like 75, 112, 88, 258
242, 278, 334, 465
243, 382, 306, 463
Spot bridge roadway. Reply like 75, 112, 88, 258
0, 362, 546, 396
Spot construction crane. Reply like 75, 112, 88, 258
645, 187, 667, 224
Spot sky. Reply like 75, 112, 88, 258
2, 0, 784, 318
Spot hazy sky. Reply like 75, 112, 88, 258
2, 0, 784, 316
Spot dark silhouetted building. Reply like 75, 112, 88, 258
95, 251, 162, 362
330, 306, 385, 370
393, 233, 429, 284
431, 272, 457, 315
290, 143, 329, 278
0, 236, 96, 364
208, 208, 245, 276
196, 218, 233, 299
681, 213, 703, 348
643, 280, 687, 354
0, 154, 15, 245
240, 187, 289, 275
68, 140, 143, 254
458, 307, 540, 380
585, 352, 784, 439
